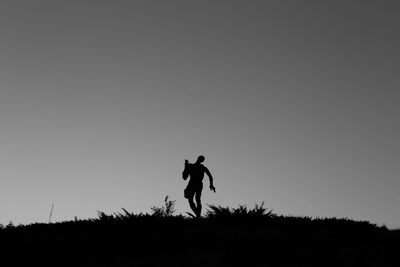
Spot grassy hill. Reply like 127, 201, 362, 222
0, 199, 398, 267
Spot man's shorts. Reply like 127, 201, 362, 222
184, 183, 203, 199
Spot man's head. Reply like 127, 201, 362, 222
196, 155, 205, 163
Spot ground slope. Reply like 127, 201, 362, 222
0, 208, 398, 267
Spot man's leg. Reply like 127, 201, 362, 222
195, 188, 202, 217
185, 185, 197, 215
188, 197, 197, 215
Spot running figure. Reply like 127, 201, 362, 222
182, 155, 216, 217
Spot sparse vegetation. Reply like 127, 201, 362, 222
206, 202, 274, 218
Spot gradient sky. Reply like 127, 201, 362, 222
0, 1, 399, 228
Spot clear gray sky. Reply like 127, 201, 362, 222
0, 1, 399, 227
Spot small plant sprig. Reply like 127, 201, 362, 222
151, 196, 176, 217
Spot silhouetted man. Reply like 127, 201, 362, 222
182, 155, 216, 217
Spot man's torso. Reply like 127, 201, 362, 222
187, 163, 206, 186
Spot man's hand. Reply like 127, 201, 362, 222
210, 184, 216, 192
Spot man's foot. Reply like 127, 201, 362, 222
195, 210, 201, 218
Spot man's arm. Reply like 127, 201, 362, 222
205, 167, 216, 192
182, 160, 190, 180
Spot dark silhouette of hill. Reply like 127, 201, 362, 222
0, 200, 398, 267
